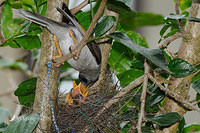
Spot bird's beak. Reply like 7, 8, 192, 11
65, 81, 89, 105
65, 93, 73, 105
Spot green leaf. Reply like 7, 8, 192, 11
147, 85, 165, 107
1, 2, 23, 39
14, 35, 41, 50
14, 77, 37, 107
93, 16, 116, 37
19, 0, 34, 6
120, 11, 164, 31
196, 93, 200, 108
109, 41, 133, 75
5, 113, 39, 133
168, 58, 197, 78
183, 123, 200, 133
0, 107, 11, 123
145, 112, 181, 127
160, 23, 172, 37
18, 94, 35, 107
10, 1, 23, 9
166, 14, 200, 22
177, 0, 192, 11
37, 0, 47, 6
37, 0, 47, 16
75, 11, 91, 30
108, 32, 170, 73
14, 77, 37, 96
127, 31, 148, 48
107, 0, 132, 15
116, 0, 133, 9
177, 117, 185, 133
192, 79, 200, 94
0, 122, 8, 133
118, 68, 144, 87
166, 14, 186, 20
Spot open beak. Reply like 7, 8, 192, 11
65, 81, 89, 105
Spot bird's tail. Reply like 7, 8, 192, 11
12, 9, 55, 28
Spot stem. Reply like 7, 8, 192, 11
137, 61, 149, 133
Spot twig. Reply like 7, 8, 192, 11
82, 76, 144, 132
158, 32, 182, 49
0, 89, 15, 97
193, 99, 200, 106
148, 74, 200, 112
175, 0, 184, 32
60, 69, 77, 78
137, 61, 150, 133
165, 47, 176, 59
70, 0, 89, 15
53, 0, 107, 66
114, 85, 142, 116
93, 76, 144, 123
10, 105, 23, 121
175, 0, 180, 15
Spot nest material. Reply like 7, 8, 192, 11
54, 87, 116, 133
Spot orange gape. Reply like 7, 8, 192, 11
65, 81, 89, 105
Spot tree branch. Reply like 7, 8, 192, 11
148, 74, 200, 113
158, 32, 182, 49
137, 61, 150, 133
53, 0, 107, 66
95, 76, 143, 122
70, 0, 89, 15
33, 1, 66, 132
175, 0, 184, 31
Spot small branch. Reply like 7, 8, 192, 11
148, 74, 200, 113
0, 89, 15, 97
94, 76, 144, 123
114, 86, 141, 116
175, 0, 180, 15
158, 32, 182, 49
137, 61, 150, 133
165, 47, 176, 59
175, 0, 184, 32
70, 0, 89, 15
60, 69, 77, 78
53, 0, 108, 66
82, 76, 144, 132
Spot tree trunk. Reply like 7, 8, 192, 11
33, 0, 68, 132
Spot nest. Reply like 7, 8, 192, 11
54, 85, 117, 133
21, 74, 139, 132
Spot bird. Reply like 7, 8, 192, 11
12, 3, 102, 104
12, 3, 102, 88
66, 81, 88, 105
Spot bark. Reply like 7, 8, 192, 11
156, 1, 200, 132
33, 0, 68, 133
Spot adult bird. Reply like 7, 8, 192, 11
12, 3, 102, 88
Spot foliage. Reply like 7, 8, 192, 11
14, 77, 37, 107
0, 110, 39, 133
0, 0, 200, 132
